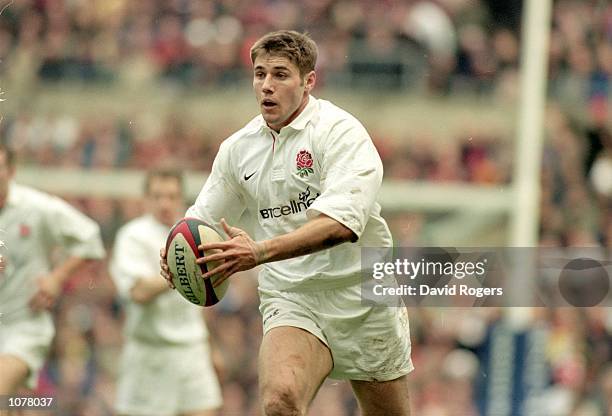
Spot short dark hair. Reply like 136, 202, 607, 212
0, 143, 15, 167
143, 167, 184, 195
250, 30, 318, 77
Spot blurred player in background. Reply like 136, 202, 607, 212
111, 168, 222, 416
0, 143, 105, 395
162, 30, 412, 415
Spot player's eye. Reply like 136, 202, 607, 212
254, 72, 265, 78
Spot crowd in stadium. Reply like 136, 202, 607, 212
0, 0, 608, 97
0, 0, 611, 415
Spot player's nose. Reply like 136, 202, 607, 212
261, 74, 274, 93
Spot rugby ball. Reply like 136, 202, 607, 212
165, 218, 229, 306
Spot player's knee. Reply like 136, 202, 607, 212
0, 355, 29, 394
262, 386, 303, 416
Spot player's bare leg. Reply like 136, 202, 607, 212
182, 410, 217, 416
350, 375, 411, 416
259, 326, 333, 416
119, 412, 217, 416
0, 355, 29, 416
0, 355, 29, 394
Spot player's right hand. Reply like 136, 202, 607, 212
159, 247, 175, 289
29, 275, 61, 311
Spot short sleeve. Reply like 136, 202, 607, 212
306, 119, 383, 240
109, 229, 152, 298
186, 140, 246, 228
42, 196, 105, 259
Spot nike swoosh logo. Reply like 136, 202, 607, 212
244, 171, 257, 181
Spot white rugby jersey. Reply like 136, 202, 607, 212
110, 214, 207, 344
0, 183, 105, 321
187, 96, 393, 291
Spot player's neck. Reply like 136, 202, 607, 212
0, 177, 13, 209
268, 95, 310, 133
0, 190, 7, 209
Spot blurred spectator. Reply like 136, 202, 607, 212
0, 0, 605, 99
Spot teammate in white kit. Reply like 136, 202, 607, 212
110, 169, 222, 416
0, 144, 105, 395
162, 31, 413, 415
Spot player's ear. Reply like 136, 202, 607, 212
304, 70, 316, 93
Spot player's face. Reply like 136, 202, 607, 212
0, 150, 15, 204
146, 177, 184, 227
253, 53, 315, 132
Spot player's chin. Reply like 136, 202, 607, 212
261, 103, 281, 114
160, 215, 176, 227
261, 113, 281, 126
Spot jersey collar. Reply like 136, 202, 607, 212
284, 95, 318, 131
5, 181, 21, 207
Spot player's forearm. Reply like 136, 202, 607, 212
130, 276, 169, 304
49, 257, 90, 286
256, 214, 355, 265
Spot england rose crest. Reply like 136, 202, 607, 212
296, 150, 314, 177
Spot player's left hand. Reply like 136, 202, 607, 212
29, 275, 62, 311
159, 247, 175, 289
197, 218, 265, 287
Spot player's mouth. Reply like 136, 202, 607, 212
261, 99, 277, 110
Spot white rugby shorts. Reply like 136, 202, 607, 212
0, 314, 55, 388
115, 340, 222, 416
259, 283, 414, 381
